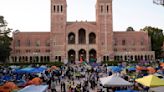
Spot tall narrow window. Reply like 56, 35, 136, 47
57, 5, 59, 12
61, 5, 63, 12
54, 5, 56, 12
107, 5, 109, 13
122, 40, 126, 45
101, 5, 103, 13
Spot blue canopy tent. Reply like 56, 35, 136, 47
107, 66, 123, 72
127, 66, 136, 71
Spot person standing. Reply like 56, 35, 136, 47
51, 78, 57, 92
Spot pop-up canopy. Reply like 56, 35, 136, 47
135, 75, 164, 87
99, 74, 132, 87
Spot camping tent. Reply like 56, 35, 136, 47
99, 74, 132, 87
135, 75, 164, 87
18, 85, 48, 92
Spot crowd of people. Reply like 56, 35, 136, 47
0, 60, 163, 92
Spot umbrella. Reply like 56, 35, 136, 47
135, 75, 164, 87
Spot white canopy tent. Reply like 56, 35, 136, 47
18, 85, 48, 92
99, 74, 133, 87
149, 86, 164, 92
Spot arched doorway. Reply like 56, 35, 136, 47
68, 32, 75, 44
89, 49, 97, 62
89, 33, 96, 44
79, 49, 86, 61
68, 50, 76, 63
78, 28, 86, 44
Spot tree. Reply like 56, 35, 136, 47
143, 26, 164, 59
126, 27, 135, 32
153, 0, 164, 6
0, 16, 12, 62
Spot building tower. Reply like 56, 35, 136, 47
50, 0, 67, 61
96, 0, 114, 61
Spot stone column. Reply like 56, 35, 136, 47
86, 51, 89, 62
76, 50, 78, 61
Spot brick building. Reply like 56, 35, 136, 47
10, 0, 155, 63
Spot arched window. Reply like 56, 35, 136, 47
78, 28, 86, 44
89, 49, 97, 62
68, 50, 76, 63
68, 33, 75, 44
89, 33, 96, 44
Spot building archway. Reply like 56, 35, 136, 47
78, 28, 86, 44
68, 50, 76, 63
89, 32, 96, 44
79, 49, 86, 61
68, 32, 75, 44
89, 49, 97, 62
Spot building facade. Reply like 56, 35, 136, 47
10, 0, 155, 63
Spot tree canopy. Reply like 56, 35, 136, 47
0, 16, 12, 62
126, 27, 135, 32
143, 26, 164, 59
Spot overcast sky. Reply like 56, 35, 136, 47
0, 0, 164, 32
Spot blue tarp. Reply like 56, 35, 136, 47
14, 67, 47, 74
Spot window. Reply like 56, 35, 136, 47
107, 5, 109, 13
34, 49, 40, 53
61, 5, 63, 12
26, 49, 31, 53
101, 5, 103, 13
68, 33, 75, 44
141, 40, 144, 45
89, 33, 96, 44
16, 49, 20, 53
114, 38, 117, 46
78, 29, 86, 44
57, 5, 59, 12
35, 40, 40, 47
54, 5, 56, 12
123, 48, 127, 51
46, 49, 50, 53
122, 40, 126, 45
45, 40, 50, 46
